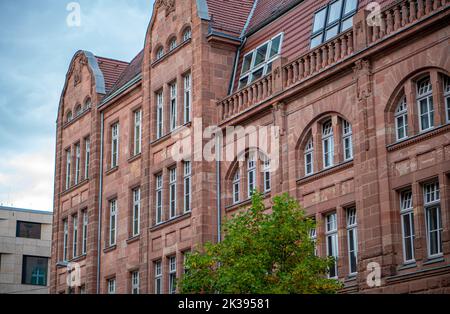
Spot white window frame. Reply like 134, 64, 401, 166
84, 138, 90, 179
134, 110, 142, 156
131, 271, 139, 295
155, 261, 162, 294
132, 188, 141, 237
184, 161, 192, 213
322, 120, 334, 169
74, 143, 81, 185
247, 153, 257, 198
109, 199, 117, 247
156, 47, 164, 60
156, 174, 163, 224
111, 123, 119, 168
170, 83, 177, 131
63, 219, 68, 262
424, 182, 443, 258
342, 120, 353, 161
326, 213, 339, 279
107, 278, 116, 294
233, 170, 240, 205
183, 28, 192, 41
400, 190, 415, 263
156, 91, 164, 139
169, 38, 177, 51
72, 215, 78, 258
263, 157, 271, 193
417, 77, 434, 132
304, 137, 314, 176
184, 73, 191, 124
169, 168, 177, 219
82, 211, 88, 255
309, 223, 318, 256
169, 256, 177, 294
65, 149, 71, 190
238, 33, 284, 90
346, 207, 358, 275
444, 76, 450, 123
395, 97, 408, 141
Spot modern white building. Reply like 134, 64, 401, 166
0, 206, 52, 294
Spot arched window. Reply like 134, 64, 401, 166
322, 120, 334, 169
262, 156, 271, 193
66, 111, 73, 123
444, 76, 450, 123
417, 77, 434, 132
232, 170, 240, 205
247, 153, 257, 198
304, 137, 314, 176
169, 37, 177, 51
395, 96, 408, 141
183, 27, 192, 42
75, 104, 82, 117
156, 47, 164, 61
84, 98, 91, 110
342, 120, 353, 161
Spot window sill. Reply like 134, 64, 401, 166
70, 254, 87, 263
225, 192, 271, 212
387, 124, 450, 152
128, 154, 142, 164
296, 160, 354, 185
103, 245, 117, 254
150, 122, 192, 146
150, 212, 191, 232
126, 235, 141, 245
423, 256, 445, 266
398, 262, 417, 271
151, 39, 191, 68
62, 108, 92, 129
60, 179, 90, 197
105, 166, 119, 176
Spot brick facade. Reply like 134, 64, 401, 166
51, 0, 450, 294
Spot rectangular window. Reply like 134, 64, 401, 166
156, 174, 163, 224
326, 213, 339, 278
74, 143, 81, 185
184, 73, 191, 124
132, 188, 141, 237
63, 219, 68, 262
417, 77, 434, 132
263, 157, 271, 193
342, 120, 353, 161
400, 190, 415, 263
322, 121, 334, 168
346, 207, 358, 275
16, 221, 41, 240
238, 33, 283, 89
82, 211, 88, 255
84, 138, 90, 179
305, 138, 314, 176
170, 83, 177, 131
109, 199, 117, 247
184, 161, 192, 213
233, 171, 240, 205
107, 278, 116, 294
131, 271, 139, 295
22, 256, 48, 286
311, 0, 358, 48
247, 154, 256, 198
424, 182, 442, 258
395, 97, 408, 141
169, 256, 177, 294
444, 76, 450, 123
65, 148, 71, 190
169, 168, 177, 219
156, 91, 164, 139
134, 110, 142, 156
309, 223, 318, 256
111, 123, 120, 168
72, 215, 78, 258
154, 260, 162, 294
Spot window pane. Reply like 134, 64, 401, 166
269, 35, 282, 59
313, 8, 327, 33
327, 0, 343, 25
251, 68, 264, 82
16, 221, 41, 240
238, 76, 249, 89
242, 53, 253, 74
325, 25, 339, 41
311, 33, 323, 48
254, 44, 268, 67
344, 0, 357, 15
341, 16, 353, 31
22, 256, 48, 286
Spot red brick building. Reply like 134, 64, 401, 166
51, 0, 450, 294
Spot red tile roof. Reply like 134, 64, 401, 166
206, 0, 256, 37
247, 0, 303, 34
95, 56, 129, 93
106, 50, 144, 97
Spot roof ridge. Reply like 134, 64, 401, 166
95, 55, 130, 64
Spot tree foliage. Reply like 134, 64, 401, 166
179, 193, 343, 294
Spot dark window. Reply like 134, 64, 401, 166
22, 256, 48, 286
311, 0, 358, 48
16, 221, 41, 239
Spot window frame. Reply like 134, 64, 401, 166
111, 123, 120, 168
395, 96, 409, 141
21, 255, 48, 286
326, 212, 339, 279
63, 219, 68, 262
400, 190, 415, 263
170, 83, 177, 131
84, 138, 90, 179
169, 256, 177, 294
156, 47, 164, 61
154, 260, 162, 294
169, 37, 177, 52
444, 76, 450, 123
247, 153, 257, 198
322, 120, 334, 169
65, 148, 71, 190
232, 170, 241, 205
346, 207, 358, 275
109, 199, 117, 247
72, 215, 78, 258
417, 77, 434, 132
131, 271, 140, 295
304, 137, 314, 176
82, 211, 88, 255
74, 143, 81, 185
134, 109, 142, 156
184, 73, 192, 124
107, 278, 116, 294
156, 174, 163, 224
16, 221, 41, 240
169, 168, 177, 219
183, 27, 192, 42
423, 182, 443, 258
156, 91, 164, 139
184, 161, 192, 213
263, 157, 271, 193
342, 120, 353, 161
132, 188, 141, 237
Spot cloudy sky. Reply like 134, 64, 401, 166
0, 0, 154, 211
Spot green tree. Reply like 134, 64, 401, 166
179, 192, 343, 294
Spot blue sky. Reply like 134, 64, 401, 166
0, 0, 154, 211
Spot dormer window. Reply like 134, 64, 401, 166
169, 38, 177, 51
310, 0, 358, 49
183, 27, 192, 42
156, 47, 164, 61
238, 33, 283, 90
